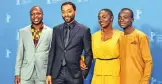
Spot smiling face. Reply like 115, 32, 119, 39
30, 6, 43, 25
118, 9, 134, 29
98, 10, 113, 28
61, 4, 76, 24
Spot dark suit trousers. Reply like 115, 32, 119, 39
52, 66, 83, 84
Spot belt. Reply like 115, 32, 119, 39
96, 57, 118, 60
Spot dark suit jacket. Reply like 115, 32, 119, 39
47, 21, 93, 79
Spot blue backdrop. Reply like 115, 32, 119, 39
0, 0, 162, 84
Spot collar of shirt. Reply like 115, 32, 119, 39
63, 20, 76, 30
31, 24, 44, 32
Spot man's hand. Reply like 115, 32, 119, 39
80, 59, 88, 70
46, 75, 52, 84
15, 75, 20, 84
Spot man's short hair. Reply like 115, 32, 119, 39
120, 8, 134, 18
61, 2, 76, 11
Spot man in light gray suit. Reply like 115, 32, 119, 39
14, 6, 52, 84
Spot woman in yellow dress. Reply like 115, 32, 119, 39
91, 9, 121, 84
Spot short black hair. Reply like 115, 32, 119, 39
30, 6, 43, 14
61, 2, 76, 11
99, 8, 113, 17
120, 8, 134, 18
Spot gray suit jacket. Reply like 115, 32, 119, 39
15, 25, 52, 80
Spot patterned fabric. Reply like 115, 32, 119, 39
31, 26, 43, 47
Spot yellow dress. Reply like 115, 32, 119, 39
119, 29, 153, 84
91, 29, 121, 84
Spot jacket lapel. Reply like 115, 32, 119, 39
27, 25, 35, 48
36, 25, 47, 48
65, 22, 80, 48
59, 24, 64, 48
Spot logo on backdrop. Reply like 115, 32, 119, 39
6, 49, 11, 58
150, 32, 156, 42
78, 0, 88, 2
156, 35, 162, 47
16, 0, 32, 5
16, 0, 20, 5
151, 77, 162, 84
47, 0, 88, 4
5, 13, 11, 23
17, 31, 19, 40
135, 9, 142, 20
47, 0, 52, 4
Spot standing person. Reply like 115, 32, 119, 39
46, 2, 93, 84
15, 6, 52, 84
91, 9, 121, 84
118, 8, 153, 84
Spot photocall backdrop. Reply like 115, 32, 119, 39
0, 0, 162, 84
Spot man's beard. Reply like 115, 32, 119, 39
63, 16, 75, 23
